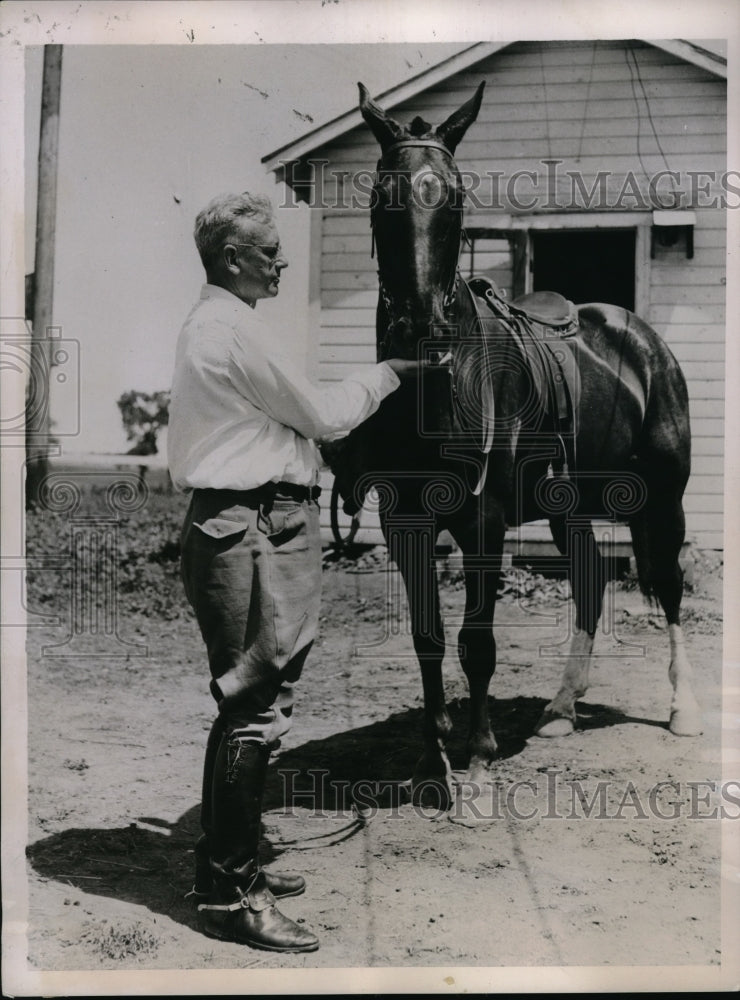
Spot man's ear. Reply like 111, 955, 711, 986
222, 244, 240, 274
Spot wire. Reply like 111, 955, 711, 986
629, 45, 674, 175
624, 44, 654, 185
539, 44, 553, 166
576, 41, 598, 164
625, 43, 679, 201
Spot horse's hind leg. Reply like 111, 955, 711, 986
629, 486, 702, 736
535, 517, 608, 737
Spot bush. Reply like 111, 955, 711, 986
25, 487, 191, 620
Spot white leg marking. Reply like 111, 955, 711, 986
535, 629, 595, 737
668, 624, 703, 736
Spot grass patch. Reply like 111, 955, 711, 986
80, 920, 159, 962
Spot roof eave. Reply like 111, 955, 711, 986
261, 41, 509, 173
650, 38, 727, 79
263, 38, 727, 175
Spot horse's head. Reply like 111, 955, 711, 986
358, 81, 484, 358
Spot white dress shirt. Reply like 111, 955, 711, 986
167, 284, 400, 491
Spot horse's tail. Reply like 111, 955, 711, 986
627, 444, 688, 612
627, 513, 660, 606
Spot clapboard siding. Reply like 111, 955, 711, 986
311, 40, 725, 548
341, 115, 726, 144
690, 398, 725, 418
330, 142, 727, 167
650, 286, 724, 306
671, 342, 725, 362
651, 268, 726, 285
650, 305, 725, 325
375, 96, 727, 123
646, 202, 725, 547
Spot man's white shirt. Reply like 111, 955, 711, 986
168, 284, 400, 491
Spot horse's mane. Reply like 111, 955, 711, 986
408, 116, 434, 138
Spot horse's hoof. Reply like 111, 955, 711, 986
669, 708, 703, 736
448, 798, 497, 827
411, 744, 455, 811
411, 777, 454, 812
534, 713, 575, 738
448, 781, 497, 826
463, 757, 495, 788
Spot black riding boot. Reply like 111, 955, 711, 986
190, 714, 224, 897
196, 734, 318, 953
190, 721, 305, 902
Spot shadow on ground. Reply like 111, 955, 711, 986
27, 694, 659, 932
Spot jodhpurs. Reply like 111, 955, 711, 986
180, 487, 322, 748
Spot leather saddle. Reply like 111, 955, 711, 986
470, 276, 579, 335
510, 289, 579, 330
449, 275, 581, 493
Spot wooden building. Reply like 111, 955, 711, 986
263, 40, 727, 550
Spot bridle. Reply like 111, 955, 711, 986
369, 136, 502, 494
371, 137, 466, 338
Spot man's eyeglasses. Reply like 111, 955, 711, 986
228, 242, 284, 262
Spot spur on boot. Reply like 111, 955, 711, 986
189, 837, 306, 901
197, 864, 318, 953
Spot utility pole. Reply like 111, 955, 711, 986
25, 45, 62, 507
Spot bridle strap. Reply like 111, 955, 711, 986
373, 136, 461, 320
380, 137, 454, 162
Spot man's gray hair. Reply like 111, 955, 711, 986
194, 192, 274, 269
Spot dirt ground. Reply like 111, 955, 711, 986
18, 542, 729, 987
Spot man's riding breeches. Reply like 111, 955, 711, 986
181, 488, 322, 748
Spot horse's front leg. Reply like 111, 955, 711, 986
450, 503, 505, 788
387, 520, 454, 808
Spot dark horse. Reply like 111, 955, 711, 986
327, 82, 702, 810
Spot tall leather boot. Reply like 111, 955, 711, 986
192, 833, 306, 902
190, 714, 224, 898
190, 723, 306, 902
197, 735, 318, 953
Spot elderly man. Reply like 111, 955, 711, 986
168, 192, 421, 953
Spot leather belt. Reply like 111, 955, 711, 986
269, 481, 322, 503
194, 481, 321, 507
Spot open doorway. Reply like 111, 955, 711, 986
531, 229, 636, 310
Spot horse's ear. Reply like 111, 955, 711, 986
435, 81, 485, 153
358, 82, 404, 152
